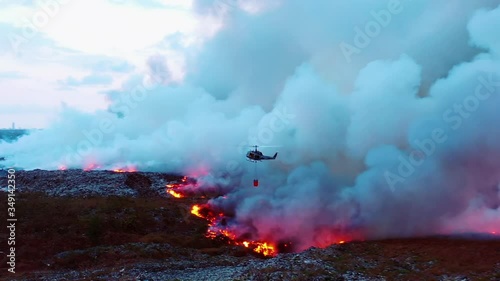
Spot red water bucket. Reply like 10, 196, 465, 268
253, 179, 259, 187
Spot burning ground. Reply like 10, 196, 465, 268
1, 2, 500, 252
1, 169, 500, 281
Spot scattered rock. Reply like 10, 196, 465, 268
125, 173, 153, 196
0, 169, 178, 197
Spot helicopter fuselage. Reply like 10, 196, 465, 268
246, 150, 277, 161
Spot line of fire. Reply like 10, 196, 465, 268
58, 144, 500, 257
166, 175, 292, 257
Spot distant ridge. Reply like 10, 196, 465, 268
0, 128, 29, 142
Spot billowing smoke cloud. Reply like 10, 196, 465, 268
2, 0, 500, 251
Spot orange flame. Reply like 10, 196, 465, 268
168, 189, 183, 198
253, 242, 276, 256
188, 203, 277, 256
205, 222, 277, 256
191, 205, 203, 218
167, 176, 279, 257
112, 166, 137, 173
84, 163, 100, 171
208, 228, 277, 256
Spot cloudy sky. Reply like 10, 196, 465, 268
0, 0, 221, 128
1, 0, 496, 129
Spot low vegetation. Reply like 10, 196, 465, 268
0, 193, 229, 272
1, 170, 499, 280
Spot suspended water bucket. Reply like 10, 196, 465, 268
253, 179, 259, 187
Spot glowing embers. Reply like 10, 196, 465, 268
57, 161, 138, 173
207, 227, 278, 257
166, 176, 192, 199
190, 204, 222, 223
210, 228, 277, 257
231, 239, 277, 256
252, 242, 276, 256
166, 176, 279, 257
167, 189, 183, 198
112, 166, 137, 173
84, 163, 100, 171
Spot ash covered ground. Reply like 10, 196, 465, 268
0, 169, 499, 281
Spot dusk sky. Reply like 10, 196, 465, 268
0, 0, 239, 128
1, 0, 497, 129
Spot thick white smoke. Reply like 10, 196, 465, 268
1, 0, 500, 251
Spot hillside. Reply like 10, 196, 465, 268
0, 169, 499, 280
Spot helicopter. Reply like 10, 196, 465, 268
246, 145, 278, 162
244, 145, 279, 187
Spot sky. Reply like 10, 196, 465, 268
0, 0, 206, 128
1, 0, 500, 249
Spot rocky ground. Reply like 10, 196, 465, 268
0, 169, 499, 281
0, 169, 175, 197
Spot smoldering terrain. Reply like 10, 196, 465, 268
1, 169, 499, 281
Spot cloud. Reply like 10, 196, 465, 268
468, 5, 500, 56
106, 0, 192, 9
91, 59, 135, 73
59, 74, 114, 87
0, 71, 24, 80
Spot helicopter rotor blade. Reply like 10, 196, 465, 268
254, 145, 282, 148
243, 145, 282, 147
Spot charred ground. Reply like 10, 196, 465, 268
0, 169, 499, 281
